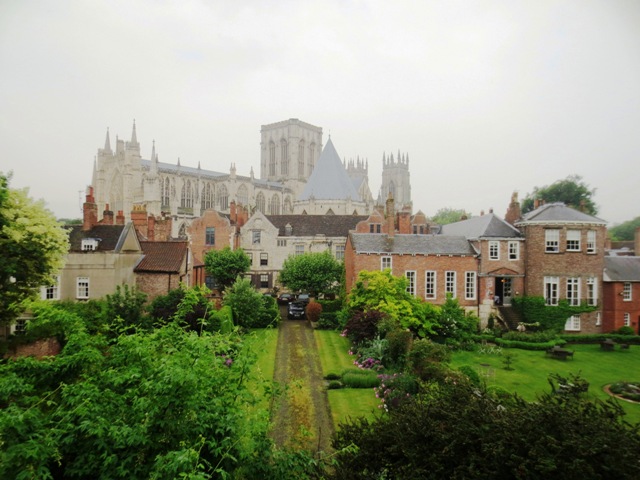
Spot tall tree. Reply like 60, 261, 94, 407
430, 207, 471, 225
521, 174, 598, 215
203, 246, 251, 292
278, 250, 343, 296
0, 173, 69, 325
608, 216, 640, 241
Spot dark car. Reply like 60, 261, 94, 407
278, 293, 294, 305
287, 301, 306, 319
296, 293, 311, 304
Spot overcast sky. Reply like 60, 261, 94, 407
1, 0, 639, 225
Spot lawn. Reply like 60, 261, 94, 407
451, 344, 640, 424
244, 327, 279, 410
315, 330, 380, 426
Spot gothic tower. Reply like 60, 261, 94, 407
379, 151, 412, 211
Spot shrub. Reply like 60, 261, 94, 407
306, 301, 323, 323
407, 339, 451, 382
356, 337, 388, 364
316, 312, 339, 330
494, 338, 565, 351
502, 331, 558, 343
385, 329, 413, 367
374, 373, 418, 411
344, 310, 387, 345
560, 334, 640, 345
328, 380, 343, 390
325, 372, 341, 381
318, 299, 342, 313
617, 326, 635, 336
458, 365, 482, 386
342, 369, 381, 389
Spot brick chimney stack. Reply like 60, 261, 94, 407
102, 204, 114, 225
385, 194, 395, 237
505, 191, 522, 225
116, 210, 125, 225
83, 186, 98, 231
397, 207, 411, 234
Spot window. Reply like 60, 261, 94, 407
247, 253, 253, 265
217, 184, 229, 211
205, 227, 215, 245
544, 276, 559, 306
295, 244, 304, 255
260, 253, 268, 266
335, 244, 345, 261
255, 193, 266, 212
405, 271, 416, 296
280, 139, 289, 175
566, 230, 581, 251
260, 274, 269, 289
566, 277, 580, 306
12, 318, 27, 336
269, 141, 276, 176
596, 312, 601, 326
298, 140, 305, 176
252, 230, 261, 244
42, 275, 60, 300
508, 241, 519, 260
369, 223, 381, 233
412, 225, 425, 234
565, 315, 581, 331
81, 238, 98, 251
445, 271, 456, 298
76, 277, 89, 299
381, 256, 392, 271
587, 230, 596, 254
545, 229, 559, 253
205, 275, 217, 290
277, 239, 287, 247
465, 272, 476, 300
489, 241, 499, 260
587, 277, 597, 306
425, 271, 436, 299
623, 282, 632, 301
624, 312, 631, 327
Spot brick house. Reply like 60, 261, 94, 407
514, 203, 607, 333
603, 256, 640, 334
135, 241, 190, 301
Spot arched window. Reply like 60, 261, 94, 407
181, 180, 193, 208
308, 143, 315, 172
255, 192, 266, 213
161, 177, 170, 207
283, 196, 292, 214
280, 139, 289, 176
217, 184, 229, 211
237, 184, 248, 206
298, 140, 305, 176
201, 183, 214, 210
269, 141, 276, 177
178, 222, 187, 239
269, 194, 281, 215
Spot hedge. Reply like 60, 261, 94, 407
559, 334, 640, 345
494, 338, 566, 351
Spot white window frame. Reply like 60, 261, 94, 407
508, 241, 519, 261
81, 238, 99, 251
566, 230, 581, 252
335, 244, 345, 261
381, 256, 392, 271
252, 230, 261, 244
445, 271, 456, 298
624, 312, 631, 327
295, 244, 304, 256
566, 277, 580, 306
596, 312, 601, 326
544, 276, 559, 306
545, 229, 559, 253
405, 271, 416, 296
41, 275, 60, 300
277, 239, 287, 247
425, 271, 436, 300
489, 241, 499, 260
587, 230, 596, 254
260, 252, 268, 266
623, 282, 632, 301
465, 271, 476, 300
586, 277, 598, 306
76, 277, 90, 299
565, 315, 581, 331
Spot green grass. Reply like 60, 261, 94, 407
451, 344, 640, 424
314, 330, 354, 376
244, 327, 279, 410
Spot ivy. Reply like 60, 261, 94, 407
511, 296, 597, 332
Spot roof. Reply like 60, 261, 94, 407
135, 241, 188, 273
440, 213, 522, 239
266, 214, 368, 237
298, 138, 362, 201
67, 224, 127, 252
604, 256, 640, 282
516, 203, 607, 226
350, 233, 476, 256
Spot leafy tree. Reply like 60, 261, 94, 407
431, 294, 478, 343
430, 207, 471, 225
521, 174, 598, 215
104, 284, 149, 332
332, 375, 640, 479
203, 246, 251, 292
0, 173, 69, 325
278, 250, 343, 296
224, 276, 279, 328
609, 216, 640, 241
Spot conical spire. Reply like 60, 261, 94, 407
150, 140, 158, 174
104, 128, 112, 154
130, 119, 138, 145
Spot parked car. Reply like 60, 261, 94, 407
296, 293, 311, 304
277, 293, 294, 305
287, 301, 306, 319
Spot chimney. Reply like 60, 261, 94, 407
385, 194, 395, 237
147, 215, 156, 241
534, 199, 540, 209
230, 201, 237, 224
397, 208, 411, 234
102, 203, 114, 225
83, 186, 98, 231
116, 210, 125, 225
505, 191, 522, 226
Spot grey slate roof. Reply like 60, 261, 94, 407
266, 214, 368, 237
440, 213, 522, 238
604, 257, 640, 282
350, 233, 476, 256
516, 203, 606, 225
298, 138, 362, 201
67, 224, 127, 252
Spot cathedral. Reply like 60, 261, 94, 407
91, 118, 412, 237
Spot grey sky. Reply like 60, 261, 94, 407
1, 0, 638, 224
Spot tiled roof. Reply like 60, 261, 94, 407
67, 224, 127, 252
266, 214, 368, 237
135, 241, 188, 273
298, 138, 362, 201
516, 203, 606, 225
604, 256, 640, 282
350, 233, 476, 256
440, 213, 522, 238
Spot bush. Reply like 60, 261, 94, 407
617, 326, 635, 336
342, 369, 381, 389
374, 373, 418, 411
328, 380, 343, 390
306, 301, 322, 323
344, 310, 387, 345
317, 299, 342, 313
458, 365, 482, 386
325, 372, 341, 381
385, 329, 413, 367
502, 331, 558, 343
316, 312, 339, 330
559, 333, 640, 345
407, 339, 451, 382
494, 338, 566, 351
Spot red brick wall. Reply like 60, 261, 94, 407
188, 210, 234, 265
5, 337, 61, 359
137, 272, 182, 301
603, 281, 640, 334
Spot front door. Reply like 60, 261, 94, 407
497, 277, 513, 305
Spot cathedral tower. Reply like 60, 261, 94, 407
379, 151, 412, 212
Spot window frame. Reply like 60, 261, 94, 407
623, 282, 632, 301
76, 276, 90, 300
566, 230, 581, 252
260, 252, 268, 266
295, 244, 304, 256
445, 271, 456, 298
260, 274, 269, 289
252, 230, 261, 245
565, 315, 581, 331
544, 276, 559, 306
566, 277, 580, 306
425, 271, 436, 300
335, 244, 345, 261
586, 230, 596, 254
405, 271, 416, 296
488, 241, 500, 260
205, 226, 215, 246
586, 277, 597, 306
381, 256, 392, 271
545, 229, 560, 253
508, 241, 519, 261
465, 271, 476, 300
42, 275, 60, 300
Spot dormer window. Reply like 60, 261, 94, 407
285, 223, 293, 236
81, 238, 99, 251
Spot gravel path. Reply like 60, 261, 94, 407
270, 311, 334, 454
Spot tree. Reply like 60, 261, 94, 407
203, 246, 251, 292
278, 250, 343, 296
430, 207, 471, 225
223, 276, 279, 328
521, 174, 598, 215
609, 216, 640, 241
0, 173, 69, 325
